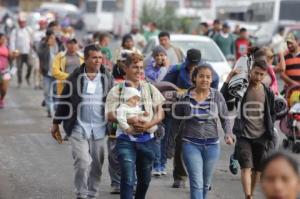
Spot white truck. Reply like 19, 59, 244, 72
83, 0, 115, 33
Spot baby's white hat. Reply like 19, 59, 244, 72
123, 87, 141, 101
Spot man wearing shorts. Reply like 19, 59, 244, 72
221, 59, 276, 199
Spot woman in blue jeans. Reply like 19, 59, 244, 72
173, 64, 235, 199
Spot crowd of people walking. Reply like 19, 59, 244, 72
0, 12, 299, 199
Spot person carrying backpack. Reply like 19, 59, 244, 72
105, 52, 165, 199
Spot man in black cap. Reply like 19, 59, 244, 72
163, 49, 219, 188
163, 48, 219, 89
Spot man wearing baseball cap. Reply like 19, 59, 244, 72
163, 48, 220, 188
213, 22, 235, 58
163, 48, 219, 90
281, 33, 300, 86
10, 14, 33, 87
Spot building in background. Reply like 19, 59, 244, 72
0, 0, 87, 12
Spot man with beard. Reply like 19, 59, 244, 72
281, 33, 300, 86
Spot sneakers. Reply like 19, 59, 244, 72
152, 169, 161, 177
110, 185, 120, 194
229, 154, 239, 175
161, 165, 167, 175
172, 180, 186, 188
0, 99, 4, 109
161, 169, 167, 175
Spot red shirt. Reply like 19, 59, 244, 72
235, 38, 250, 60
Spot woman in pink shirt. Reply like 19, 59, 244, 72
0, 33, 11, 108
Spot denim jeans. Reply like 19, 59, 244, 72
43, 75, 56, 116
182, 141, 220, 199
117, 138, 156, 199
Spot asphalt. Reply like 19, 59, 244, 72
0, 75, 298, 199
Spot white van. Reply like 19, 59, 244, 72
246, 0, 300, 23
83, 0, 116, 33
247, 0, 300, 46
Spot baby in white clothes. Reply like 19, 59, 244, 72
116, 87, 157, 134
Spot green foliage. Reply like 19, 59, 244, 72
139, 1, 198, 33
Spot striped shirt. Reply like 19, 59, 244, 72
185, 91, 219, 146
175, 88, 231, 140
285, 52, 300, 83
189, 92, 212, 123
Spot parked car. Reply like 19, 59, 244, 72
143, 34, 232, 89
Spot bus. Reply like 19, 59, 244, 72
83, 0, 118, 33
173, 0, 216, 21
217, 0, 300, 46
247, 0, 300, 45
247, 0, 300, 23
221, 0, 300, 23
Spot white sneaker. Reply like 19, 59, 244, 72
152, 170, 161, 176
161, 169, 167, 175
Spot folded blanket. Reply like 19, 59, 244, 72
228, 55, 251, 99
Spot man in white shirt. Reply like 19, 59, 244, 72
130, 25, 146, 51
271, 27, 287, 54
10, 15, 33, 87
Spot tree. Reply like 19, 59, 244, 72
140, 2, 178, 32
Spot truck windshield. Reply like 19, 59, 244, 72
102, 0, 118, 12
279, 1, 300, 21
86, 1, 97, 13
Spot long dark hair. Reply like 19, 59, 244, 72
43, 29, 55, 44
121, 34, 133, 48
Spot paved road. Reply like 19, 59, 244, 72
0, 76, 297, 199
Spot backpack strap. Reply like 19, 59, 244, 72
111, 83, 124, 130
147, 83, 156, 113
147, 82, 153, 100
